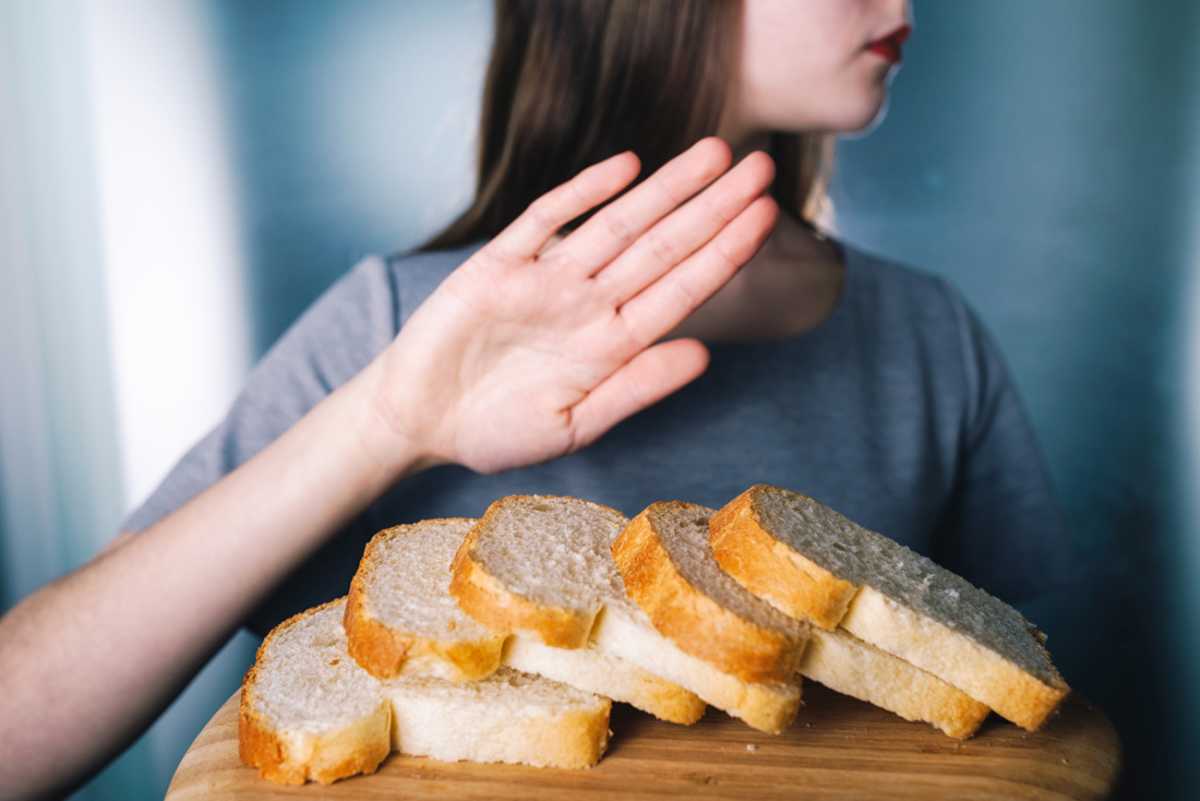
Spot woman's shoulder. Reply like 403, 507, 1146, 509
838, 238, 979, 336
840, 239, 960, 303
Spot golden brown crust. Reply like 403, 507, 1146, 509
449, 503, 598, 649
611, 502, 807, 684
940, 695, 993, 739
993, 672, 1070, 731
1003, 626, 1071, 731
730, 684, 804, 734
238, 599, 391, 785
307, 710, 392, 784
239, 668, 305, 784
344, 522, 506, 680
710, 486, 859, 630
522, 700, 613, 769
633, 678, 708, 725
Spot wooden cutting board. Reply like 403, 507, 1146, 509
165, 684, 1120, 800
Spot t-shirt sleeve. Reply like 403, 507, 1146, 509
119, 255, 399, 534
929, 280, 1088, 604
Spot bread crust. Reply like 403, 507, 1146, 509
449, 502, 598, 648
345, 522, 506, 680
710, 486, 860, 629
238, 600, 392, 784
239, 667, 302, 784
727, 684, 803, 734
611, 502, 808, 684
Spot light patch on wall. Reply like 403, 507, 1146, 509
84, 0, 250, 512
1181, 70, 1200, 787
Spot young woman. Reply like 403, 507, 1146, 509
0, 1, 1078, 797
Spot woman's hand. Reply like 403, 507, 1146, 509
370, 137, 778, 475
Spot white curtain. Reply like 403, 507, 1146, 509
1, 2, 259, 797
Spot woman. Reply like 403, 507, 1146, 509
0, 1, 1077, 797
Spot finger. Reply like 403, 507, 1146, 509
486, 150, 642, 263
618, 195, 778, 347
552, 136, 733, 277
594, 150, 775, 307
568, 338, 710, 450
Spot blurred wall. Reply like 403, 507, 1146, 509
206, 0, 489, 356
1, 1, 1194, 799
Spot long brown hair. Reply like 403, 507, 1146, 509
418, 0, 833, 253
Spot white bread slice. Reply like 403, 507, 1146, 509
710, 484, 1069, 731
801, 627, 990, 739
611, 500, 810, 684
359, 506, 703, 724
606, 501, 807, 733
385, 666, 612, 769
240, 598, 612, 782
344, 519, 506, 681
449, 495, 633, 649
239, 599, 392, 784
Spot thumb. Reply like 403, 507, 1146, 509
567, 338, 710, 451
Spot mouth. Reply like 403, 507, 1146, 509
865, 24, 911, 64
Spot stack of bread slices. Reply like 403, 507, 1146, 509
238, 484, 1069, 785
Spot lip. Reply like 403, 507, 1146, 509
866, 24, 911, 64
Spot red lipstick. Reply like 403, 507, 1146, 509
866, 24, 911, 64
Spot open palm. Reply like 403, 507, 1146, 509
374, 137, 778, 475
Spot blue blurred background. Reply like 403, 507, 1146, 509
1, 1, 1196, 798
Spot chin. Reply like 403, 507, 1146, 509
827, 88, 890, 134
770, 91, 890, 137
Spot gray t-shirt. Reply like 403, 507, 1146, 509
122, 238, 1078, 637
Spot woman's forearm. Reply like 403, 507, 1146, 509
0, 357, 427, 799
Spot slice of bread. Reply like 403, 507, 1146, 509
710, 484, 1069, 731
354, 504, 701, 724
240, 598, 612, 782
385, 666, 612, 769
239, 599, 392, 785
611, 501, 810, 684
801, 627, 990, 739
344, 519, 506, 681
449, 495, 633, 649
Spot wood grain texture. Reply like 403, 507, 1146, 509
166, 684, 1120, 801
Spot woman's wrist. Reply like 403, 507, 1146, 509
347, 356, 448, 486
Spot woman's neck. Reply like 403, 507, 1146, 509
653, 127, 845, 343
